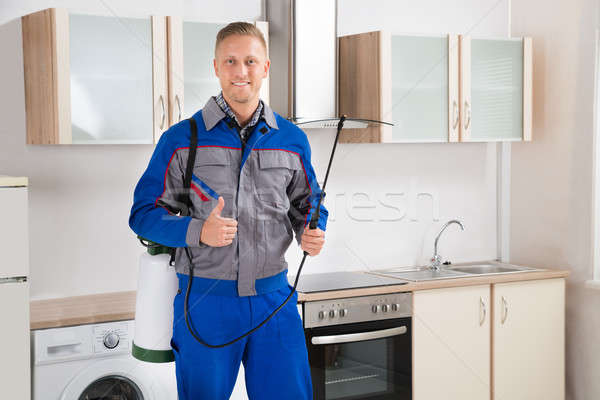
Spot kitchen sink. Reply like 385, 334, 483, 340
369, 268, 472, 282
445, 263, 538, 275
369, 262, 542, 282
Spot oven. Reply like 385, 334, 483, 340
303, 292, 412, 400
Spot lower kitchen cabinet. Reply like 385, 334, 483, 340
493, 278, 565, 400
413, 285, 491, 400
413, 278, 565, 400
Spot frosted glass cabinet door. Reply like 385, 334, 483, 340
182, 22, 227, 119
69, 14, 154, 144
175, 21, 269, 121
469, 38, 524, 141
390, 35, 454, 142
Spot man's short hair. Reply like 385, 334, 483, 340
215, 22, 267, 57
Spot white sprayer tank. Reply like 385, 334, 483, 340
132, 249, 179, 363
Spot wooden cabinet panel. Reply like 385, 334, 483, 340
338, 31, 387, 143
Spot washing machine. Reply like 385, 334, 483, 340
31, 320, 178, 400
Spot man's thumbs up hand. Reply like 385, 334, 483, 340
210, 196, 225, 217
200, 196, 238, 247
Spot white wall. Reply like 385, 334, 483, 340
0, 0, 507, 302
510, 0, 600, 399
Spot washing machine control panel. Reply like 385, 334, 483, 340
94, 322, 129, 353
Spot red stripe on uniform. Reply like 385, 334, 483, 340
154, 145, 241, 208
191, 182, 210, 201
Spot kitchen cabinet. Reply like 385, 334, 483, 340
21, 9, 270, 144
460, 36, 532, 142
22, 8, 167, 144
166, 18, 269, 126
492, 278, 564, 400
338, 31, 531, 143
338, 32, 458, 143
413, 285, 490, 400
0, 178, 30, 400
413, 278, 565, 400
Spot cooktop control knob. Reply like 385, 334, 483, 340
392, 303, 400, 312
318, 311, 325, 320
329, 309, 337, 318
372, 305, 380, 313
339, 309, 347, 317
103, 331, 120, 349
381, 304, 389, 312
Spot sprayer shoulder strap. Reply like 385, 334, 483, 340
183, 117, 199, 215
169, 118, 198, 266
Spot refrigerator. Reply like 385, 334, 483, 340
0, 175, 30, 399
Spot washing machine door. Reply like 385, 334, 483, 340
77, 375, 143, 399
60, 358, 156, 400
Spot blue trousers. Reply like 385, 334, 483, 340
170, 274, 312, 400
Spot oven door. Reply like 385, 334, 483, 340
305, 317, 411, 400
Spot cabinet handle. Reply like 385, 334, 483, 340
479, 296, 486, 326
175, 94, 182, 122
159, 95, 166, 130
464, 100, 471, 131
501, 296, 508, 324
452, 100, 459, 130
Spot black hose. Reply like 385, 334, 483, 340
183, 246, 309, 348
182, 116, 349, 348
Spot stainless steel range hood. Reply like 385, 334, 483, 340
266, 0, 338, 127
290, 0, 337, 124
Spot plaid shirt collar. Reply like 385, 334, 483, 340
202, 94, 278, 132
215, 91, 264, 131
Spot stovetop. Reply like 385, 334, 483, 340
288, 271, 408, 293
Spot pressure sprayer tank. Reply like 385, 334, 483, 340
132, 241, 179, 363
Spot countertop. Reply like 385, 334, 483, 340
30, 267, 570, 330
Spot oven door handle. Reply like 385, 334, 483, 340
311, 326, 407, 345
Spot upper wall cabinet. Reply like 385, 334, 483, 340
21, 9, 269, 144
166, 18, 269, 126
338, 31, 532, 143
460, 36, 532, 142
22, 8, 167, 144
339, 32, 458, 143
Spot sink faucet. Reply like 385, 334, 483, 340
430, 219, 465, 271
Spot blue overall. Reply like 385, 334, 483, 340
170, 272, 312, 399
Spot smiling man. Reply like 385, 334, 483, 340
129, 22, 328, 399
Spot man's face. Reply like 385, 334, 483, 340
214, 34, 269, 106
